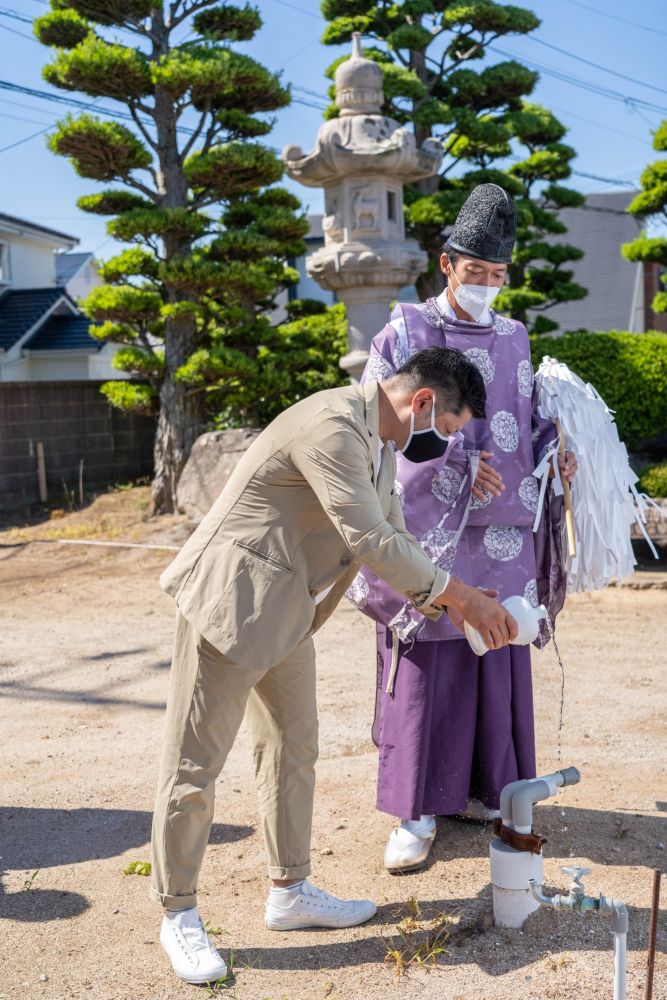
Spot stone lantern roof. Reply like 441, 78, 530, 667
334, 33, 383, 116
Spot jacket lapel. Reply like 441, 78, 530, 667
363, 380, 382, 486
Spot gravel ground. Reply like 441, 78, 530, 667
0, 489, 665, 1000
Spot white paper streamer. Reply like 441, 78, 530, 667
534, 356, 663, 593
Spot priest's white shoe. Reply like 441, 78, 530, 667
160, 907, 228, 984
265, 879, 377, 930
384, 815, 436, 873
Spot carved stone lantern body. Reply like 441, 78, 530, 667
283, 34, 442, 380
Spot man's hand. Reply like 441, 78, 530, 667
557, 450, 577, 483
473, 450, 504, 501
436, 577, 518, 650
447, 588, 497, 633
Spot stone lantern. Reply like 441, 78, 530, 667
283, 33, 443, 380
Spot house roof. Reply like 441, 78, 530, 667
26, 314, 101, 351
534, 190, 642, 333
0, 212, 79, 247
56, 251, 94, 284
0, 287, 65, 350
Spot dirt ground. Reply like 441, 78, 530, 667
1, 488, 665, 1000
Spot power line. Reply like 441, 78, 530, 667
549, 104, 652, 146
489, 44, 667, 115
268, 0, 322, 21
570, 168, 636, 187
547, 0, 667, 39
527, 35, 667, 97
0, 7, 33, 24
0, 19, 34, 41
0, 124, 51, 154
293, 84, 328, 101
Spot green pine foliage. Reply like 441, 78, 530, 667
36, 1, 342, 512
530, 330, 667, 446
622, 119, 667, 319
321, 1, 587, 330
638, 462, 667, 498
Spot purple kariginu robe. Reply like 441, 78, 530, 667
347, 293, 565, 819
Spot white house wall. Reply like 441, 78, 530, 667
0, 233, 58, 289
0, 344, 131, 382
66, 260, 102, 304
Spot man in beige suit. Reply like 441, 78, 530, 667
152, 346, 517, 984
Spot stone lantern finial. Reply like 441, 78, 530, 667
335, 32, 383, 117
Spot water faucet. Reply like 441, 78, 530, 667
528, 865, 600, 912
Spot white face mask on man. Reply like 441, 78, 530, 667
449, 267, 501, 322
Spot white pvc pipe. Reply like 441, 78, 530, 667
613, 932, 626, 1000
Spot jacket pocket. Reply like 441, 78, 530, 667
233, 540, 293, 573
202, 541, 308, 670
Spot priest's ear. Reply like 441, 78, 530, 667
439, 247, 459, 278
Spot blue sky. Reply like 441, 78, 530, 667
0, 0, 665, 259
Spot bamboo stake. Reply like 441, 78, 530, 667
645, 867, 662, 1000
556, 419, 577, 559
36, 441, 47, 503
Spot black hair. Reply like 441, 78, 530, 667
442, 243, 460, 270
395, 346, 486, 420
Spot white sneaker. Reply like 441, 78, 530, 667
384, 815, 436, 873
265, 879, 377, 930
160, 907, 228, 984
456, 798, 501, 823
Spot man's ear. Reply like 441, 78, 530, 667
411, 388, 434, 413
439, 251, 449, 275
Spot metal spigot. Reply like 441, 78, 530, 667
561, 865, 591, 905
528, 866, 600, 913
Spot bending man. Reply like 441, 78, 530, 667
151, 346, 518, 985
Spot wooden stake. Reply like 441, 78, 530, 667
36, 441, 47, 503
78, 458, 84, 507
556, 419, 577, 559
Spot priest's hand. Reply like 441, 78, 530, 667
558, 450, 577, 483
473, 451, 505, 501
437, 578, 518, 650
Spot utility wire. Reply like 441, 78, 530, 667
268, 0, 322, 21
546, 0, 667, 39
526, 35, 667, 97
0, 124, 51, 154
489, 43, 667, 115
0, 19, 34, 41
0, 7, 32, 23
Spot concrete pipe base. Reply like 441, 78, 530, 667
490, 838, 544, 929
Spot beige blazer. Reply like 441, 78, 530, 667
160, 381, 448, 669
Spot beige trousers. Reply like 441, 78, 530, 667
150, 611, 318, 910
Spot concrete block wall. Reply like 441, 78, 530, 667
0, 381, 156, 510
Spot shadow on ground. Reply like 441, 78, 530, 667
0, 807, 254, 923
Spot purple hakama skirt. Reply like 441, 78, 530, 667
373, 627, 536, 820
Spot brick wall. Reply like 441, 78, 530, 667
0, 382, 156, 510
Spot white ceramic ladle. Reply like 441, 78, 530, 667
464, 594, 549, 656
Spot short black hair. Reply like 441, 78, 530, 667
442, 243, 460, 270
394, 346, 486, 420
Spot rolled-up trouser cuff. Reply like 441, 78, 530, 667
149, 886, 197, 910
267, 860, 311, 880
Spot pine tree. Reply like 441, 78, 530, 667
622, 118, 667, 322
321, 0, 586, 331
36, 1, 309, 512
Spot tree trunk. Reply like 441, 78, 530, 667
410, 44, 443, 299
151, 314, 206, 513
150, 7, 205, 512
